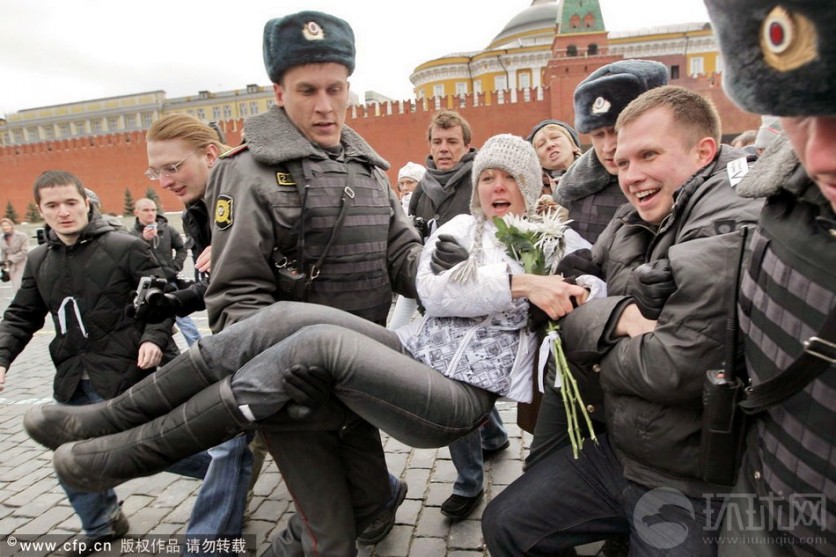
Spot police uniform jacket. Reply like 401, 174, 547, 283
735, 134, 835, 553
0, 215, 172, 402
558, 146, 763, 497
204, 106, 422, 332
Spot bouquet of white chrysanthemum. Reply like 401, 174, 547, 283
493, 210, 598, 459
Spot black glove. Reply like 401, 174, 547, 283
555, 249, 602, 279
430, 234, 469, 275
627, 259, 676, 320
283, 365, 333, 420
133, 292, 184, 323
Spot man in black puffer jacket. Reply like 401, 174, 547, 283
0, 170, 172, 556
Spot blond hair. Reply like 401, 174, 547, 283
146, 114, 230, 152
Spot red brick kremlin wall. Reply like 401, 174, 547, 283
0, 76, 759, 218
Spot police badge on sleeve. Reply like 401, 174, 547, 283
215, 195, 234, 230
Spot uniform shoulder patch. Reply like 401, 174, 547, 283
219, 144, 249, 159
215, 195, 234, 230
276, 171, 296, 186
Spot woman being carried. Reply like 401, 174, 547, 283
25, 134, 601, 492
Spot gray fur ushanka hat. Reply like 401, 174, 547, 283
704, 0, 835, 116
263, 11, 356, 84
470, 134, 542, 218
573, 60, 669, 133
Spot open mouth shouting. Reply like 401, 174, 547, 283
489, 199, 513, 217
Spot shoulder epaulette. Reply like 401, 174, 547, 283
220, 144, 249, 159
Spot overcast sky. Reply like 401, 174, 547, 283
1, 0, 711, 116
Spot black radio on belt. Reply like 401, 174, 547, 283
276, 259, 310, 301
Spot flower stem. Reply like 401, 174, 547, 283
547, 322, 598, 458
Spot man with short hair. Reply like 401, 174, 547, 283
409, 110, 477, 236
203, 11, 422, 555
555, 60, 668, 244
0, 170, 172, 556
482, 86, 763, 555
704, 0, 835, 554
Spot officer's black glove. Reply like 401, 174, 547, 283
430, 234, 469, 275
283, 365, 334, 420
627, 259, 676, 320
134, 292, 184, 323
555, 249, 602, 279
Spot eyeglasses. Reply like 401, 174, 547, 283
144, 148, 200, 181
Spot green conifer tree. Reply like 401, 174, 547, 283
123, 188, 135, 216
4, 201, 19, 223
25, 202, 42, 223
145, 187, 163, 212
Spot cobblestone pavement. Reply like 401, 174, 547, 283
0, 281, 602, 556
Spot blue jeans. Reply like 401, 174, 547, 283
482, 434, 723, 556
58, 381, 122, 538
449, 407, 508, 497
176, 315, 202, 347
185, 433, 253, 554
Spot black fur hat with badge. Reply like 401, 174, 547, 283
704, 0, 834, 116
573, 60, 669, 134
263, 11, 356, 84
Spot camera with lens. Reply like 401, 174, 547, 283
132, 276, 169, 316
412, 216, 430, 240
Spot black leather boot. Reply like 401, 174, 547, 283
24, 345, 220, 450
54, 376, 251, 492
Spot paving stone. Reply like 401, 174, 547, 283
395, 498, 422, 526
408, 448, 438, 469
414, 505, 450, 538
403, 467, 431, 499
10, 492, 65, 518
448, 518, 485, 550
430, 458, 458, 483
409, 536, 448, 557
488, 457, 524, 486
15, 505, 76, 535
369, 523, 410, 556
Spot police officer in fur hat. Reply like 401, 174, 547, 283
555, 59, 669, 243
201, 10, 423, 555
704, 1, 836, 555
